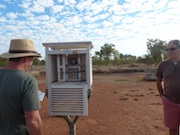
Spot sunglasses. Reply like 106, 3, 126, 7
165, 47, 179, 52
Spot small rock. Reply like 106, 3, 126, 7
144, 74, 156, 81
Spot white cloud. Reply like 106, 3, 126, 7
110, 15, 123, 23
57, 0, 63, 3
98, 13, 109, 20
38, 0, 54, 7
50, 5, 64, 14
30, 1, 45, 13
168, 0, 180, 8
19, 1, 31, 9
76, 0, 93, 12
60, 16, 82, 27
86, 2, 104, 15
36, 15, 50, 21
1, 0, 180, 59
0, 17, 7, 23
64, 0, 77, 5
102, 20, 113, 27
108, 4, 126, 15
154, 0, 169, 9
6, 12, 17, 19
0, 4, 6, 8
82, 16, 96, 23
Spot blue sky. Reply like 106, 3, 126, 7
0, 0, 180, 59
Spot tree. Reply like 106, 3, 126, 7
94, 44, 117, 62
40, 59, 45, 65
0, 57, 8, 67
33, 58, 45, 65
118, 53, 137, 64
33, 58, 40, 65
146, 39, 166, 64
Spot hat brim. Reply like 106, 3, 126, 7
1, 52, 41, 58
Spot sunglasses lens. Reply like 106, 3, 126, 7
166, 48, 177, 51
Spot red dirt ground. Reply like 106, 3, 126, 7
37, 72, 168, 135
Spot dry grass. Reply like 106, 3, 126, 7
29, 64, 157, 77
28, 65, 46, 78
27, 70, 39, 78
93, 64, 157, 74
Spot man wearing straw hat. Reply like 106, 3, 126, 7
0, 39, 43, 135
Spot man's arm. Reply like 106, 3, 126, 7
25, 110, 43, 135
156, 77, 164, 96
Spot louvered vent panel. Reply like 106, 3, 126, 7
50, 87, 88, 116
80, 54, 86, 81
51, 55, 57, 82
90, 53, 93, 85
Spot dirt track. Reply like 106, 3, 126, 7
38, 72, 168, 135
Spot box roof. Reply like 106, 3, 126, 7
42, 41, 93, 50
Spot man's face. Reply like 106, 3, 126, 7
166, 42, 180, 59
24, 56, 34, 71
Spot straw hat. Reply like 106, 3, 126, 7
1, 39, 41, 58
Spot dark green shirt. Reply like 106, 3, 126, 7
0, 70, 40, 135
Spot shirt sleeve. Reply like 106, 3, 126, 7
156, 62, 163, 78
22, 76, 40, 112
